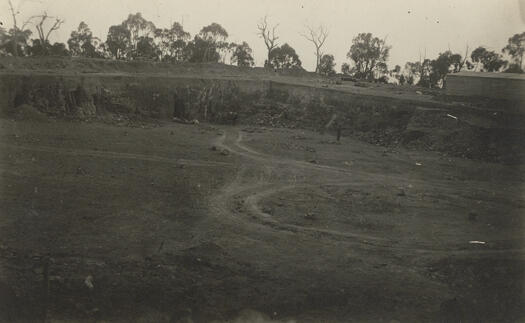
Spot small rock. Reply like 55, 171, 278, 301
220, 149, 230, 156
468, 212, 478, 221
84, 275, 94, 290
308, 159, 318, 164
210, 145, 217, 151
397, 189, 406, 197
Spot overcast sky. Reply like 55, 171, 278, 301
1, 0, 524, 71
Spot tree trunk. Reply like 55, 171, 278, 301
8, 0, 18, 57
12, 28, 18, 57
315, 48, 320, 73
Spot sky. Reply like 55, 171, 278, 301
1, 0, 525, 71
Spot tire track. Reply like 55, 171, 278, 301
210, 129, 525, 256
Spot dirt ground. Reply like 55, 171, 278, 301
0, 118, 524, 322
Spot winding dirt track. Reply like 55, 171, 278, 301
210, 128, 525, 256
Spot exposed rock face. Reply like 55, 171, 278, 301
1, 74, 260, 121
1, 73, 523, 163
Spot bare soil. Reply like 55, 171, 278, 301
0, 118, 523, 322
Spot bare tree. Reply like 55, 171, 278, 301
6, 1, 61, 56
7, 0, 24, 56
257, 15, 279, 68
31, 12, 64, 44
301, 24, 328, 73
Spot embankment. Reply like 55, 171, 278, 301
1, 71, 523, 163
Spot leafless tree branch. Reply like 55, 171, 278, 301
28, 11, 64, 43
257, 15, 279, 67
301, 24, 328, 73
